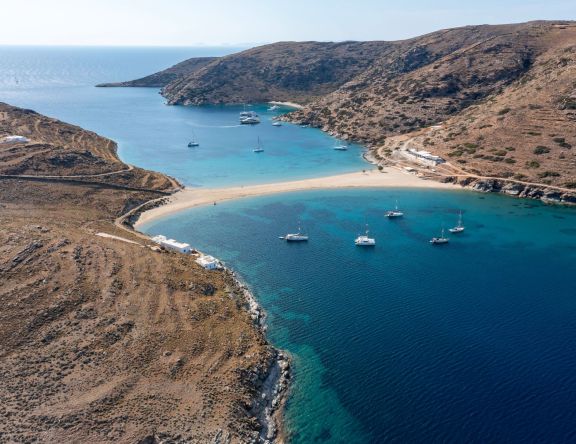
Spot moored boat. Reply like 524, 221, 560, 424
449, 211, 465, 233
430, 228, 449, 245
355, 225, 376, 246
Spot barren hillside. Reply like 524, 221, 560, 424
0, 103, 282, 443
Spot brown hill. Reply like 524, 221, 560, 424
96, 57, 217, 88
374, 23, 576, 191
161, 41, 395, 105
0, 103, 283, 443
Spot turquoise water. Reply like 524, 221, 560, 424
0, 46, 368, 187
141, 189, 576, 443
4, 47, 576, 443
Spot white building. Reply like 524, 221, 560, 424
403, 148, 445, 167
195, 255, 222, 270
151, 235, 192, 254
1, 135, 29, 144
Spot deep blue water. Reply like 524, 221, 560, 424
0, 46, 367, 187
4, 47, 576, 443
141, 189, 576, 443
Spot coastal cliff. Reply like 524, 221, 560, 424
0, 102, 286, 443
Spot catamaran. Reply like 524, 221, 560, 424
253, 136, 264, 153
449, 211, 465, 233
385, 200, 404, 218
355, 225, 376, 246
279, 222, 309, 242
187, 130, 199, 147
430, 228, 449, 245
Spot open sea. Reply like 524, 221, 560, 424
3, 47, 576, 443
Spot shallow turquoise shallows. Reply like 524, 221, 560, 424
4, 47, 576, 443
141, 189, 576, 443
0, 47, 368, 188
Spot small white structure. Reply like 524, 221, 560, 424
151, 235, 192, 254
403, 148, 445, 167
195, 255, 222, 270
1, 135, 29, 144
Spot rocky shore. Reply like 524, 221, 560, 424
225, 269, 291, 444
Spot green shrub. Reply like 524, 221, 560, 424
526, 160, 541, 168
565, 182, 576, 189
533, 146, 550, 155
498, 108, 511, 115
537, 171, 561, 178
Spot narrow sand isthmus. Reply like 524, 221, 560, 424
134, 168, 457, 228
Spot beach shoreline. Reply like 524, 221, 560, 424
268, 101, 304, 109
133, 167, 457, 229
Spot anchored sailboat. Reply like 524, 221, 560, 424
280, 221, 309, 242
385, 200, 404, 218
187, 130, 199, 147
253, 136, 264, 153
449, 211, 465, 233
430, 228, 449, 245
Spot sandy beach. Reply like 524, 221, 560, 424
268, 101, 304, 109
134, 167, 457, 228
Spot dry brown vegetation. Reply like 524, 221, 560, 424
0, 103, 277, 443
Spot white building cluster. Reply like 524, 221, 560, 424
151, 234, 222, 270
151, 235, 192, 254
403, 148, 445, 167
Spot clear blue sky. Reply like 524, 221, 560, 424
1, 0, 573, 46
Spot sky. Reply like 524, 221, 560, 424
1, 0, 574, 46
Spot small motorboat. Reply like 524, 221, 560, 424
272, 121, 282, 127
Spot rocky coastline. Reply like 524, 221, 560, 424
126, 207, 291, 444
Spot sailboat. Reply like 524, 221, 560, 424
385, 200, 404, 218
449, 211, 465, 233
279, 221, 309, 242
355, 224, 376, 246
333, 139, 348, 151
253, 136, 264, 153
187, 130, 199, 147
430, 228, 449, 245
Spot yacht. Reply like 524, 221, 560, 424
268, 104, 280, 111
272, 121, 282, 127
355, 225, 376, 246
430, 228, 449, 245
253, 136, 264, 153
449, 211, 465, 233
385, 200, 404, 218
240, 110, 260, 125
187, 130, 199, 147
279, 222, 309, 242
